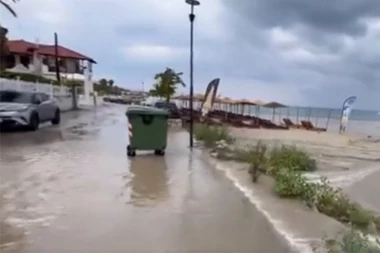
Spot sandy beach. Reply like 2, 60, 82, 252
201, 127, 380, 252
230, 128, 380, 209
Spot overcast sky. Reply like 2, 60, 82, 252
2, 0, 380, 109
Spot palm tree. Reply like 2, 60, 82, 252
1, 0, 18, 17
149, 68, 185, 103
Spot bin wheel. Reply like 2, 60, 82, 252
127, 145, 136, 157
154, 149, 165, 156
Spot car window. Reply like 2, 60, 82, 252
40, 93, 50, 101
33, 93, 43, 103
0, 91, 33, 103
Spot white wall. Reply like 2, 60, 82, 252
0, 78, 70, 96
56, 96, 73, 111
0, 78, 105, 111
0, 78, 74, 111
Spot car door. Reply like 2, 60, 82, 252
33, 93, 48, 121
40, 93, 55, 119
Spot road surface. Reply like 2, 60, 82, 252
0, 105, 292, 252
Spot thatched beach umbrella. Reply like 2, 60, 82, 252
193, 93, 205, 109
180, 93, 203, 108
220, 97, 235, 112
235, 99, 256, 115
173, 94, 186, 108
173, 95, 185, 100
263, 101, 287, 122
252, 100, 265, 106
214, 97, 223, 110
193, 93, 204, 102
251, 99, 265, 117
179, 94, 190, 108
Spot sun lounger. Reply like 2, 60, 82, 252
300, 121, 327, 132
225, 118, 259, 128
207, 117, 223, 125
260, 119, 289, 130
282, 118, 303, 129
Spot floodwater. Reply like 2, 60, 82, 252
0, 105, 293, 253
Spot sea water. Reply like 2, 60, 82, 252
228, 105, 380, 138
179, 100, 380, 137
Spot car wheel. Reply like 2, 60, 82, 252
28, 113, 39, 131
154, 149, 165, 156
51, 109, 61, 125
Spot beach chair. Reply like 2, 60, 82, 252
206, 117, 223, 126
241, 120, 260, 129
260, 119, 289, 130
282, 118, 303, 129
300, 121, 327, 132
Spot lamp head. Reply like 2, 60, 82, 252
185, 0, 200, 6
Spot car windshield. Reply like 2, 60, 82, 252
155, 102, 177, 110
0, 91, 33, 103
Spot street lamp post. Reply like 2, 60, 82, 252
185, 0, 200, 149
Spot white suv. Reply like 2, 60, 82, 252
0, 90, 61, 131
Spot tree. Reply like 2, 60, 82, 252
1, 0, 18, 17
149, 67, 185, 102
94, 78, 128, 95
99, 78, 107, 86
0, 0, 18, 73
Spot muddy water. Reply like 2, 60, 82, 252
0, 105, 292, 252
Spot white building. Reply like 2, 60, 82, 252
5, 39, 96, 104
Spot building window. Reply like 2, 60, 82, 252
42, 57, 48, 65
20, 55, 30, 68
5, 55, 15, 69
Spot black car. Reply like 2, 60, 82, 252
153, 101, 181, 118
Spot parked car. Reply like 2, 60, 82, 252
0, 90, 61, 131
153, 101, 181, 118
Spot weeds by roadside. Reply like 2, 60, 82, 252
267, 145, 317, 175
194, 123, 234, 147
316, 230, 380, 253
193, 129, 380, 250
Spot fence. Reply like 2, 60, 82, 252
0, 78, 71, 97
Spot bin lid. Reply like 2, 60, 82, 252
126, 105, 169, 116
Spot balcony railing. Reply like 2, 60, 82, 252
47, 66, 84, 74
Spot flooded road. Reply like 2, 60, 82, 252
0, 105, 292, 252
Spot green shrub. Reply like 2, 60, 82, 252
194, 123, 234, 147
246, 141, 268, 183
320, 230, 380, 253
274, 169, 309, 198
231, 147, 253, 162
268, 145, 317, 175
374, 217, 380, 233
315, 179, 352, 223
348, 204, 373, 229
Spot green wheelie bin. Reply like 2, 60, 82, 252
126, 106, 169, 157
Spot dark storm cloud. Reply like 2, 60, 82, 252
218, 0, 380, 108
224, 0, 380, 36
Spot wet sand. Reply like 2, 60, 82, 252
0, 105, 292, 252
203, 156, 346, 253
230, 127, 380, 212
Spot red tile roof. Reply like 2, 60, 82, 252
7, 39, 96, 63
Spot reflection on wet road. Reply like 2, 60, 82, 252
0, 105, 292, 252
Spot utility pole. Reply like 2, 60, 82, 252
54, 32, 60, 83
